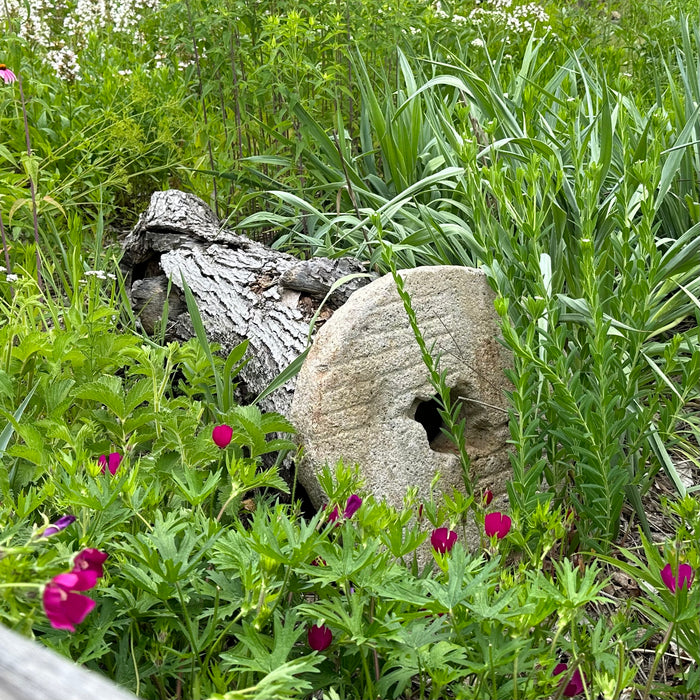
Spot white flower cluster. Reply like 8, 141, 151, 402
469, 1, 549, 33
46, 46, 82, 82
83, 270, 117, 281
4, 0, 160, 78
433, 0, 549, 33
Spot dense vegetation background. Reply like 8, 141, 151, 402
1, 0, 700, 698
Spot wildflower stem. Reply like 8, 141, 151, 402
174, 581, 200, 700
642, 621, 674, 700
184, 0, 218, 218
0, 208, 13, 297
15, 69, 42, 291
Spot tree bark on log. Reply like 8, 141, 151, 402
120, 190, 374, 419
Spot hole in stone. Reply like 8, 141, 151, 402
411, 384, 488, 455
414, 396, 444, 444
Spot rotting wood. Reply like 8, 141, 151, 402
120, 189, 375, 420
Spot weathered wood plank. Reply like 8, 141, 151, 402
0, 624, 137, 700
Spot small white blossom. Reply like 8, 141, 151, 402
84, 270, 108, 280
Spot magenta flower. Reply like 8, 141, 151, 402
431, 527, 458, 554
307, 624, 333, 651
42, 515, 76, 537
212, 424, 233, 449
327, 505, 340, 524
99, 452, 122, 475
484, 512, 511, 539
482, 489, 494, 506
42, 575, 96, 631
553, 663, 585, 697
72, 548, 109, 588
0, 64, 17, 84
661, 563, 694, 593
343, 494, 362, 519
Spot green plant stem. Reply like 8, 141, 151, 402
0, 209, 11, 279
174, 581, 200, 700
15, 69, 42, 291
642, 621, 675, 700
184, 0, 218, 217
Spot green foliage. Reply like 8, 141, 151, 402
1, 0, 700, 698
268, 27, 700, 548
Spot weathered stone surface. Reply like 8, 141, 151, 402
292, 265, 512, 533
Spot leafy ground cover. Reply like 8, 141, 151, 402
1, 0, 700, 698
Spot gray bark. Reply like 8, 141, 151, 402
121, 190, 374, 418
0, 624, 136, 700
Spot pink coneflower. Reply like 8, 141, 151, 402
0, 64, 17, 84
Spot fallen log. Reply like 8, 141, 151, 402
120, 189, 374, 419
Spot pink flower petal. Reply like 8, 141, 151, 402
430, 527, 458, 554
73, 548, 109, 578
484, 512, 512, 539
678, 563, 694, 592
99, 452, 122, 475
661, 563, 677, 592
327, 505, 340, 523
43, 583, 96, 632
343, 494, 362, 519
307, 624, 332, 651
212, 424, 233, 449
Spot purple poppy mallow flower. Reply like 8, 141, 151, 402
326, 505, 340, 524
430, 527, 458, 554
99, 452, 122, 475
307, 624, 333, 651
42, 515, 76, 537
482, 489, 494, 506
484, 511, 512, 539
212, 424, 233, 449
43, 578, 96, 632
0, 64, 17, 84
553, 663, 586, 697
343, 494, 362, 519
661, 563, 694, 593
72, 548, 109, 589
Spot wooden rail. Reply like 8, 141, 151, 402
0, 625, 137, 700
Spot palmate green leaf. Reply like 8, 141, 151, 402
72, 375, 127, 419
219, 657, 319, 700
223, 610, 307, 675
170, 468, 221, 507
